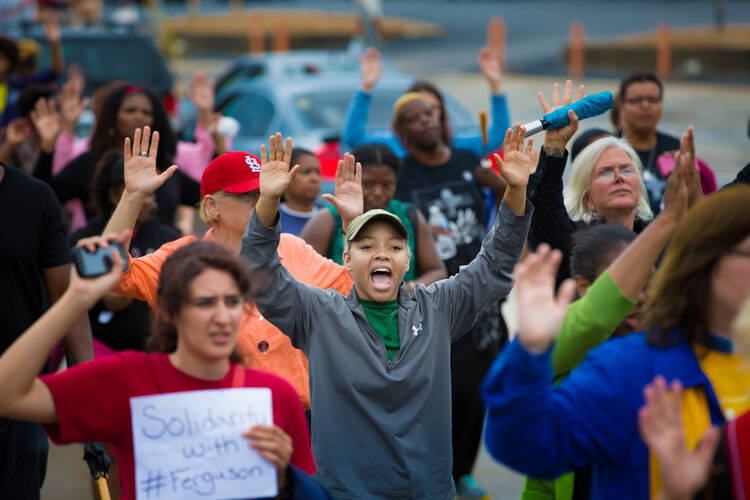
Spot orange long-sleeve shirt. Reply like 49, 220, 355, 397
113, 228, 353, 409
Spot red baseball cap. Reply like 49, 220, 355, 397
200, 151, 262, 198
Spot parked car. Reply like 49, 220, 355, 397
210, 72, 476, 186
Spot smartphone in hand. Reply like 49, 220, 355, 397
72, 242, 129, 278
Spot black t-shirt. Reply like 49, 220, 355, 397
395, 149, 486, 276
33, 150, 200, 227
630, 130, 680, 213
0, 164, 71, 354
70, 217, 181, 351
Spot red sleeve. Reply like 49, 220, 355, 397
41, 354, 133, 445
266, 373, 316, 475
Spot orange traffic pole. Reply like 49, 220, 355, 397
488, 17, 507, 69
273, 15, 290, 53
656, 23, 671, 80
568, 21, 585, 79
248, 12, 264, 55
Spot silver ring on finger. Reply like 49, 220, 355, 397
140, 151, 148, 157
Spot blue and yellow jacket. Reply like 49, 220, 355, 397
482, 331, 727, 500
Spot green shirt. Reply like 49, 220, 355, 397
360, 299, 400, 360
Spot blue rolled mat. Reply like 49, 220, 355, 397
542, 91, 614, 130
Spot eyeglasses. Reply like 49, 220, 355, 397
624, 96, 662, 106
594, 167, 638, 181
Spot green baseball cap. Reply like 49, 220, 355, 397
345, 209, 409, 243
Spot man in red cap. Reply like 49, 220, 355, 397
92, 127, 353, 410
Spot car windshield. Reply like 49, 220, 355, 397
293, 89, 400, 131
293, 88, 475, 132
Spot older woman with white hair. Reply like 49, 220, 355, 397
526, 81, 677, 286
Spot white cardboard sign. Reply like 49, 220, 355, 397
130, 388, 276, 500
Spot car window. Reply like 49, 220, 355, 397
293, 89, 403, 131
216, 64, 265, 94
219, 93, 275, 138
37, 36, 171, 95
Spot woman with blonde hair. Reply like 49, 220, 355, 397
525, 82, 697, 286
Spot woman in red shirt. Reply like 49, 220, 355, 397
0, 234, 318, 499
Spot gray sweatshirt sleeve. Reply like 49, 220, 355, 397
239, 212, 328, 350
424, 199, 533, 340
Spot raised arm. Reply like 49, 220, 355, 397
482, 246, 644, 478
175, 73, 217, 182
341, 47, 383, 149
551, 129, 696, 374
299, 209, 335, 257
43, 18, 64, 75
242, 133, 329, 348
478, 46, 511, 152
0, 233, 127, 423
103, 127, 178, 251
527, 81, 584, 285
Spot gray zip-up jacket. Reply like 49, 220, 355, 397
240, 200, 532, 500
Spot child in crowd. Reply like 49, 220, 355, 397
241, 126, 534, 499
279, 147, 321, 236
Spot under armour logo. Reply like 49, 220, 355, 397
412, 323, 422, 336
245, 155, 261, 172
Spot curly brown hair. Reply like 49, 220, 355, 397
146, 241, 252, 364
643, 185, 750, 347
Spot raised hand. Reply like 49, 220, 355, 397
2, 118, 29, 149
59, 70, 89, 135
478, 46, 503, 94
42, 17, 61, 44
259, 132, 299, 200
515, 244, 576, 354
321, 153, 363, 230
638, 376, 720, 500
360, 47, 384, 93
493, 124, 534, 189
29, 97, 61, 153
675, 126, 701, 207
538, 80, 585, 151
243, 425, 293, 494
123, 126, 178, 198
189, 72, 216, 126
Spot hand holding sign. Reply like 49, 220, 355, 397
131, 388, 277, 500
243, 425, 293, 495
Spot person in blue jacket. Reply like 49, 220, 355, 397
481, 173, 750, 499
341, 46, 510, 158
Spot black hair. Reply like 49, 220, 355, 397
90, 151, 125, 218
352, 143, 400, 174
0, 36, 19, 74
16, 83, 56, 118
290, 147, 315, 167
570, 128, 611, 162
619, 72, 663, 100
570, 223, 637, 281
89, 84, 176, 168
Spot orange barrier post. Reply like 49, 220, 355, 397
568, 21, 584, 79
248, 12, 264, 55
273, 15, 290, 53
656, 23, 671, 80
488, 17, 507, 69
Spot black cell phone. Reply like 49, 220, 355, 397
72, 242, 129, 278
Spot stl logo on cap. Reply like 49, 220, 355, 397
245, 155, 261, 173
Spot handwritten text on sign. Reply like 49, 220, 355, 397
131, 388, 276, 499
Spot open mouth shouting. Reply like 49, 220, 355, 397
370, 267, 393, 291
